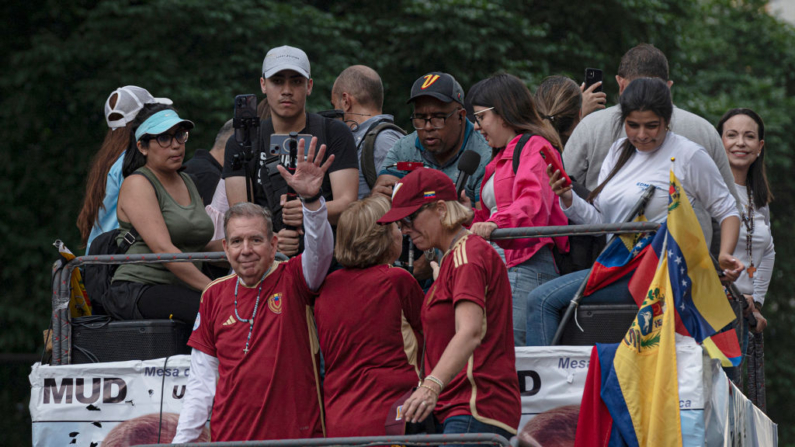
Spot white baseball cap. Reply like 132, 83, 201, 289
262, 46, 311, 79
104, 86, 173, 130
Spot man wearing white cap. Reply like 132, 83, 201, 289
224, 45, 359, 257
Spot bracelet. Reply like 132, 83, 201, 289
424, 375, 445, 392
419, 384, 439, 398
299, 190, 323, 204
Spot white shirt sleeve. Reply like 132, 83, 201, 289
561, 192, 605, 225
753, 208, 776, 306
682, 149, 739, 224
172, 349, 218, 443
301, 197, 334, 291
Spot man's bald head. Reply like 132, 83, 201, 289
332, 65, 384, 111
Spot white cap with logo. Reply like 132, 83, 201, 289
262, 46, 311, 79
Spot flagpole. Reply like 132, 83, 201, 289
551, 184, 657, 346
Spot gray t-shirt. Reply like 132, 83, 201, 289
563, 104, 739, 248
352, 114, 403, 199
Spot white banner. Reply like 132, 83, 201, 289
29, 355, 201, 447
515, 339, 707, 446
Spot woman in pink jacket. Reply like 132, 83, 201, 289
465, 73, 569, 345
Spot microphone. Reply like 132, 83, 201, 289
455, 151, 481, 198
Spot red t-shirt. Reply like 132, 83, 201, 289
188, 256, 324, 441
423, 233, 521, 434
315, 265, 424, 437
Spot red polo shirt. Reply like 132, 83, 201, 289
423, 233, 521, 434
188, 256, 324, 441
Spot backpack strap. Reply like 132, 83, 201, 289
120, 170, 162, 248
512, 133, 535, 174
360, 120, 406, 189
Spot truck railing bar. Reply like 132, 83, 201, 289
52, 252, 227, 365
145, 433, 512, 447
490, 221, 660, 240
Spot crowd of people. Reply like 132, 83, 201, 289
75, 43, 775, 444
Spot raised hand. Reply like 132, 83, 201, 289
581, 81, 607, 117
276, 137, 335, 199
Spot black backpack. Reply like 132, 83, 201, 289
84, 227, 139, 316
359, 119, 406, 189
83, 171, 156, 314
512, 134, 605, 274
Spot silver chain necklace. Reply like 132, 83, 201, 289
233, 271, 268, 354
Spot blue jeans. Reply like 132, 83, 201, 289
525, 269, 635, 346
494, 244, 559, 346
440, 415, 514, 447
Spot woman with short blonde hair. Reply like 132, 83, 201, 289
316, 195, 425, 437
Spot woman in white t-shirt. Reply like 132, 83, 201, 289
525, 77, 744, 346
717, 108, 773, 333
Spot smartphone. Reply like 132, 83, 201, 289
269, 134, 314, 156
233, 94, 258, 145
584, 68, 603, 93
540, 146, 572, 187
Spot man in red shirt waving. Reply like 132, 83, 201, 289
173, 138, 335, 442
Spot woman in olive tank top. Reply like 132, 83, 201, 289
108, 104, 220, 325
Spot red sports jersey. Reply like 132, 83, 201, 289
316, 265, 424, 437
423, 233, 521, 434
188, 256, 324, 442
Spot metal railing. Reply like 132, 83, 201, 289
51, 251, 227, 365
145, 433, 512, 447
49, 220, 766, 411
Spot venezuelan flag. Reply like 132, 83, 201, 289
703, 330, 743, 367
584, 216, 655, 296
626, 171, 740, 365
665, 171, 736, 342
607, 247, 682, 446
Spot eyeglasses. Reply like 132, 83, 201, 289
409, 110, 460, 130
399, 204, 432, 229
472, 107, 495, 126
147, 129, 189, 148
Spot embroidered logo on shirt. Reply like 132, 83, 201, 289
222, 315, 235, 326
193, 313, 201, 331
268, 293, 283, 314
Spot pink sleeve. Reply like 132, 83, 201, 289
487, 137, 561, 250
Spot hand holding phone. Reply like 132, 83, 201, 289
584, 68, 603, 93
540, 146, 571, 188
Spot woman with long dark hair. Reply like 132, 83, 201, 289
525, 77, 744, 346
717, 108, 772, 332
77, 86, 172, 253
465, 73, 569, 345
106, 103, 219, 325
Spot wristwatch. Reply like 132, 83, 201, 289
299, 190, 323, 205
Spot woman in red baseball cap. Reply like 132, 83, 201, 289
378, 168, 520, 444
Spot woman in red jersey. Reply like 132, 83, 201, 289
316, 195, 425, 437
377, 168, 521, 445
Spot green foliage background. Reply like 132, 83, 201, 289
2, 0, 793, 443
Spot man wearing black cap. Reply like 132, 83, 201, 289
373, 72, 490, 204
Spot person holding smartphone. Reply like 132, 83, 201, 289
526, 78, 743, 346
464, 73, 569, 346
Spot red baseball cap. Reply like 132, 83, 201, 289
377, 168, 458, 224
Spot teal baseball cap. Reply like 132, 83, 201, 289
135, 110, 195, 141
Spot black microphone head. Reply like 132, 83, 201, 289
458, 150, 481, 176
